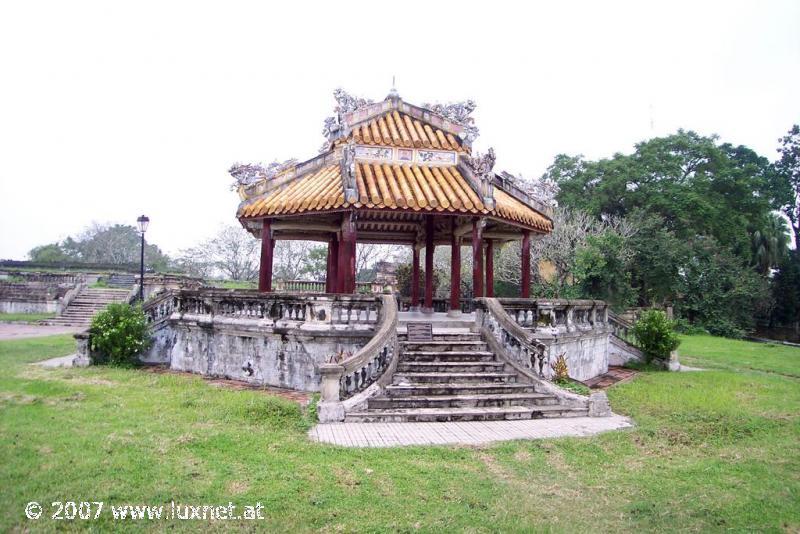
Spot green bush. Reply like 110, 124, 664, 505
89, 303, 151, 366
632, 309, 681, 363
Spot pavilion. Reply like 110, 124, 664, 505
235, 89, 553, 314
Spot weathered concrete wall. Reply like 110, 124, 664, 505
539, 331, 609, 381
0, 300, 58, 313
608, 336, 644, 366
142, 316, 372, 391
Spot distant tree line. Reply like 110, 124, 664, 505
28, 223, 171, 272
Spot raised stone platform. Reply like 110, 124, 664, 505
309, 415, 633, 447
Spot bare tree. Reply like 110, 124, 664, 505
176, 225, 259, 280
273, 241, 321, 280
495, 207, 635, 296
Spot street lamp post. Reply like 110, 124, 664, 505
136, 215, 150, 302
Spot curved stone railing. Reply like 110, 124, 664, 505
476, 297, 612, 382
498, 298, 609, 334
475, 297, 597, 413
608, 311, 636, 344
475, 298, 550, 377
317, 294, 399, 422
142, 290, 177, 328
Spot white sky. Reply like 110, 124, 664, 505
1, 0, 798, 260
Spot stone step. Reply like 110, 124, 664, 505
400, 351, 496, 362
385, 382, 539, 397
392, 372, 518, 384
396, 361, 506, 374
399, 319, 475, 329
368, 392, 558, 409
397, 330, 480, 342
344, 405, 589, 423
400, 341, 488, 352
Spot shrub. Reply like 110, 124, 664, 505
90, 303, 151, 366
631, 309, 681, 363
552, 353, 569, 381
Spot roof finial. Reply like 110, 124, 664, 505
386, 75, 400, 100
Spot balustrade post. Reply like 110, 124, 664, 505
318, 364, 345, 422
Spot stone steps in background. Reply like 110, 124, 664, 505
42, 287, 130, 327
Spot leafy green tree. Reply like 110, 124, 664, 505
626, 211, 688, 307
573, 231, 636, 310
676, 237, 770, 338
775, 124, 800, 245
750, 213, 790, 274
551, 130, 778, 259
301, 246, 329, 281
28, 243, 73, 263
26, 223, 170, 270
770, 250, 800, 327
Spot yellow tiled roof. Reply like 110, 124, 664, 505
238, 163, 552, 232
238, 165, 343, 218
350, 111, 466, 152
494, 188, 553, 232
353, 163, 483, 212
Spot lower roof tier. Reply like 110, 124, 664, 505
237, 162, 552, 232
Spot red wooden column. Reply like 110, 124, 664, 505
326, 238, 339, 293
338, 215, 357, 293
521, 230, 531, 298
485, 238, 494, 297
472, 218, 484, 298
410, 246, 420, 310
449, 218, 461, 315
423, 215, 435, 313
258, 219, 274, 292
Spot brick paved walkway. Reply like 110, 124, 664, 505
582, 366, 638, 389
309, 415, 633, 447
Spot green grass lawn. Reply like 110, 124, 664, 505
0, 312, 55, 323
0, 334, 798, 532
206, 279, 257, 290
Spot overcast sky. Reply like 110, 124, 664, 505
1, 0, 798, 260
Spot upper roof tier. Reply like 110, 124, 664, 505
234, 89, 553, 235
347, 110, 467, 152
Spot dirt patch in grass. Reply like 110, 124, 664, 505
143, 366, 311, 405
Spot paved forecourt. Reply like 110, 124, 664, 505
309, 415, 633, 447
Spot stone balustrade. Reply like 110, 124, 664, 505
272, 279, 378, 294
142, 289, 380, 327
318, 294, 399, 422
496, 298, 609, 335
397, 296, 475, 313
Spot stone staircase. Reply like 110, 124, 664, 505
345, 325, 589, 423
104, 273, 137, 289
43, 287, 131, 327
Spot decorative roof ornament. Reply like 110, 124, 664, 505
463, 147, 496, 209
500, 171, 560, 208
321, 88, 374, 147
466, 147, 496, 176
228, 159, 297, 190
422, 100, 479, 143
340, 141, 358, 204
